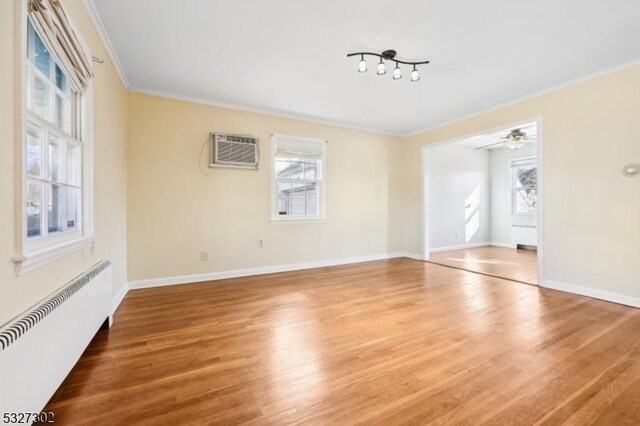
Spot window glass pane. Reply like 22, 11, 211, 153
66, 187, 79, 230
27, 180, 43, 238
305, 182, 318, 215
289, 161, 304, 179
27, 20, 35, 62
31, 21, 52, 77
26, 124, 42, 177
514, 189, 537, 214
515, 163, 537, 188
34, 76, 50, 120
277, 182, 291, 215
55, 93, 70, 133
66, 141, 81, 185
276, 160, 291, 178
303, 162, 317, 180
48, 184, 64, 233
55, 65, 69, 93
48, 134, 62, 182
290, 182, 306, 215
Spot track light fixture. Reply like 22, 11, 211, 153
411, 65, 420, 82
347, 49, 429, 82
376, 58, 386, 75
393, 62, 402, 80
357, 54, 367, 73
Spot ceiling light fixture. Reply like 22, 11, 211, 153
393, 62, 402, 80
505, 134, 526, 150
357, 54, 367, 73
347, 49, 429, 82
411, 65, 420, 82
376, 58, 386, 75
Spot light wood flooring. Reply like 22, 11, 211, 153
428, 246, 538, 285
45, 258, 640, 425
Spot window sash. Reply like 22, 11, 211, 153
24, 19, 84, 242
276, 180, 321, 217
510, 157, 537, 216
272, 134, 326, 221
275, 157, 322, 217
26, 64, 80, 141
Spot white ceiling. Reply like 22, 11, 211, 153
90, 0, 640, 136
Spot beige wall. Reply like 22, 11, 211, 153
0, 0, 128, 325
403, 65, 640, 298
2, 0, 638, 321
127, 93, 403, 282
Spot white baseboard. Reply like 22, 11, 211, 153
541, 279, 640, 308
129, 253, 421, 290
428, 242, 491, 254
110, 283, 129, 317
390, 252, 425, 261
490, 242, 517, 249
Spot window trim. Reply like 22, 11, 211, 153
270, 133, 327, 223
13, 5, 94, 276
510, 156, 537, 217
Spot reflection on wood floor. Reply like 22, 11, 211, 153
427, 245, 537, 285
45, 258, 640, 425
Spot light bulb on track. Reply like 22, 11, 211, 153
393, 63, 402, 80
357, 54, 367, 73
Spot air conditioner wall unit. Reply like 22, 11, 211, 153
209, 133, 259, 169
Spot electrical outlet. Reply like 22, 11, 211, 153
454, 232, 459, 240
201, 251, 209, 261
258, 239, 264, 248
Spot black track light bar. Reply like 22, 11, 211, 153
346, 49, 430, 66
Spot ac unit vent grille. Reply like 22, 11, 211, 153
210, 133, 259, 169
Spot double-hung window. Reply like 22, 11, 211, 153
511, 157, 537, 216
16, 17, 93, 274
271, 134, 327, 221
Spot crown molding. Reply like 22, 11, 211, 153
134, 58, 640, 138
82, 0, 130, 89
404, 58, 640, 138
130, 88, 404, 137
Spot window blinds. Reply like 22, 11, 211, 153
28, 0, 94, 90
275, 137, 325, 160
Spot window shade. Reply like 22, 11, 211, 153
28, 0, 94, 90
275, 137, 324, 160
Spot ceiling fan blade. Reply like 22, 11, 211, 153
474, 140, 507, 150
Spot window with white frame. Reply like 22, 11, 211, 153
511, 157, 537, 216
272, 134, 326, 221
24, 19, 85, 246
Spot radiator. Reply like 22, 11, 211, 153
0, 261, 112, 415
511, 224, 537, 247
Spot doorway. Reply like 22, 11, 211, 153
421, 119, 542, 285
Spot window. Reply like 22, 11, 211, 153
271, 134, 326, 221
15, 18, 93, 274
511, 157, 537, 216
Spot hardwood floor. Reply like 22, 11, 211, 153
45, 258, 640, 425
428, 246, 538, 285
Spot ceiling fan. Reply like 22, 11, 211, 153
474, 128, 537, 150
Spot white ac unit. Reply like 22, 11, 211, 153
209, 133, 259, 169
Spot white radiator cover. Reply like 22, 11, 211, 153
511, 224, 537, 247
0, 261, 112, 415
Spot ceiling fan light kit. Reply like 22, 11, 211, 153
347, 49, 429, 82
475, 128, 538, 151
